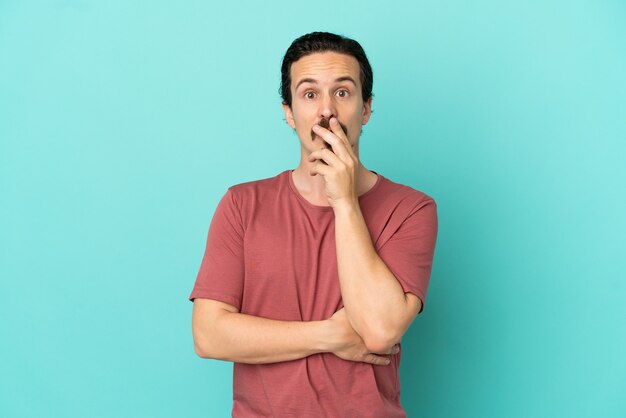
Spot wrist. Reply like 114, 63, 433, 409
315, 318, 339, 353
332, 199, 360, 217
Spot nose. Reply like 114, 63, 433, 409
318, 92, 337, 120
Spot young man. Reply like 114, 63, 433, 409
189, 32, 438, 417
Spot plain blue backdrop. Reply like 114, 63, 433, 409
1, 1, 625, 417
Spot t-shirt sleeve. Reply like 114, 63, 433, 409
377, 198, 438, 313
188, 188, 245, 310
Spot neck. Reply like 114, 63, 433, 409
292, 148, 375, 201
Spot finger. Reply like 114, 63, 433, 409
365, 353, 391, 366
308, 148, 341, 167
329, 117, 351, 149
309, 160, 332, 177
329, 117, 358, 158
312, 124, 349, 160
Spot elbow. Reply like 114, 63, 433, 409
192, 316, 211, 358
192, 302, 232, 360
362, 327, 402, 354
193, 339, 211, 359
360, 298, 419, 353
192, 325, 226, 360
193, 334, 213, 359
193, 335, 229, 360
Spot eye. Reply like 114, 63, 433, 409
336, 89, 350, 98
304, 91, 316, 100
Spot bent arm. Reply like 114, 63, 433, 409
191, 298, 395, 365
333, 204, 423, 354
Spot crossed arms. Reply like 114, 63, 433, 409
191, 203, 423, 366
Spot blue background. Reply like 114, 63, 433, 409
1, 1, 625, 417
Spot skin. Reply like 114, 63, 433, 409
283, 51, 422, 352
192, 51, 421, 365
282, 51, 378, 205
316, 117, 333, 150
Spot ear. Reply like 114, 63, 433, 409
282, 102, 296, 129
361, 96, 373, 125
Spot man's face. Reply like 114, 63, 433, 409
282, 52, 372, 155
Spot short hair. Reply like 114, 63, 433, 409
280, 31, 374, 108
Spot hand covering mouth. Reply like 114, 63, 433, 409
311, 117, 348, 150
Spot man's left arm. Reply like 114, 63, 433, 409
333, 203, 423, 354
309, 117, 436, 354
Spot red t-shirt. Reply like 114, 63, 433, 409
189, 169, 438, 417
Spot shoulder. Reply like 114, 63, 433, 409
223, 170, 289, 208
376, 173, 437, 210
228, 171, 283, 192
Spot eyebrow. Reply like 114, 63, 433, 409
295, 76, 357, 90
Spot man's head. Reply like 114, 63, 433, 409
280, 32, 374, 155
280, 32, 374, 109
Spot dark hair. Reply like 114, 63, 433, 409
280, 32, 374, 108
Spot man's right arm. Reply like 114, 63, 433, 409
192, 298, 398, 365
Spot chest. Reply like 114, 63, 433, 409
241, 207, 343, 319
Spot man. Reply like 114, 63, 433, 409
189, 31, 438, 417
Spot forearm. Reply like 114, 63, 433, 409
333, 203, 411, 352
194, 309, 331, 364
